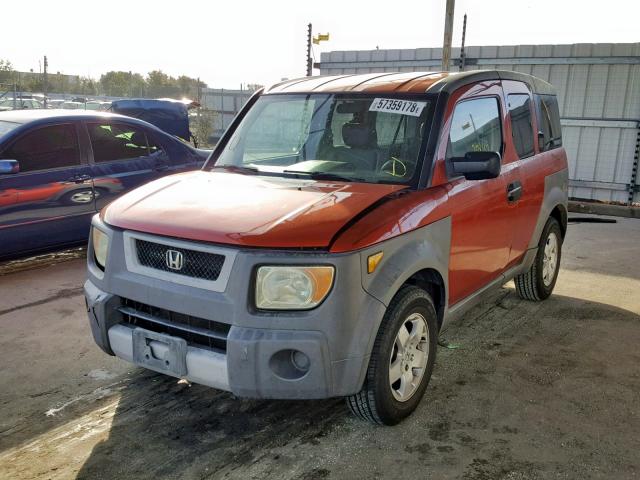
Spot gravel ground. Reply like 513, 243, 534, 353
0, 216, 638, 480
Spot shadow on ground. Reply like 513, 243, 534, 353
73, 289, 640, 480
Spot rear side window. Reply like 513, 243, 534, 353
447, 97, 502, 158
507, 94, 534, 158
88, 123, 152, 163
535, 94, 562, 151
2, 124, 80, 172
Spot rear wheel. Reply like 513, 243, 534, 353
514, 217, 562, 301
346, 286, 438, 425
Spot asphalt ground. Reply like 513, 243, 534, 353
0, 216, 638, 479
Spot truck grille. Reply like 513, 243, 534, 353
136, 239, 225, 281
118, 298, 230, 353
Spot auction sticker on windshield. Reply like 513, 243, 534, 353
369, 98, 427, 117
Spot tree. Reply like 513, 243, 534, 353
99, 71, 130, 96
146, 70, 180, 98
191, 109, 217, 148
0, 59, 14, 84
25, 75, 44, 92
176, 75, 207, 99
129, 73, 146, 97
78, 77, 98, 96
49, 73, 69, 94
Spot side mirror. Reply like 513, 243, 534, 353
0, 159, 20, 174
451, 151, 501, 180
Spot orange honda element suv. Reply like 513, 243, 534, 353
85, 71, 568, 425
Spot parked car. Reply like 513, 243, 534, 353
0, 98, 43, 111
84, 70, 568, 425
61, 101, 84, 110
47, 99, 66, 109
84, 100, 111, 111
0, 110, 210, 260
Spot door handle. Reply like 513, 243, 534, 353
67, 174, 92, 183
507, 181, 523, 202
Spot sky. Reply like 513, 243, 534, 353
3, 0, 639, 89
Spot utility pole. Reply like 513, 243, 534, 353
459, 13, 467, 71
43, 55, 48, 108
306, 23, 313, 76
441, 0, 455, 71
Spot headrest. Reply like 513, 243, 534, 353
342, 122, 376, 148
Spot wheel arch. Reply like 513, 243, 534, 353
402, 268, 446, 329
550, 203, 568, 239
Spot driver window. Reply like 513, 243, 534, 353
242, 100, 314, 162
447, 97, 502, 158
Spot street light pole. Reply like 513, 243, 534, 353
459, 13, 467, 71
441, 0, 455, 71
43, 56, 48, 108
306, 23, 313, 76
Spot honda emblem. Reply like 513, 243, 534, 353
165, 249, 184, 271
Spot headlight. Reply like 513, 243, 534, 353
255, 266, 335, 310
92, 227, 109, 269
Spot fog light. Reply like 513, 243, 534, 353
269, 349, 311, 380
291, 350, 310, 372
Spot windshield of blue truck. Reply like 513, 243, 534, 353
213, 94, 432, 185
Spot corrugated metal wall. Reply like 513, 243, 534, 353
319, 43, 640, 204
201, 88, 251, 139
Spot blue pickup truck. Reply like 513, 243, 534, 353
0, 110, 209, 260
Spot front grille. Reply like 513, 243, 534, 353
136, 239, 224, 281
118, 298, 230, 352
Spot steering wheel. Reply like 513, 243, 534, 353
380, 157, 408, 178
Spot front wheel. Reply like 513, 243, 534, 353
347, 286, 438, 425
514, 217, 562, 301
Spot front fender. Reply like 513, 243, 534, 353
358, 216, 451, 308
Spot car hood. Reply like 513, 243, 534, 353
102, 171, 408, 249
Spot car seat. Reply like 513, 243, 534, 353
333, 121, 381, 172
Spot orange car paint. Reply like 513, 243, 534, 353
102, 71, 568, 310
103, 171, 407, 249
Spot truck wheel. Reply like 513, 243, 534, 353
61, 188, 94, 205
514, 217, 562, 301
346, 286, 438, 425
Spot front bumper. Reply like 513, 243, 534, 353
84, 219, 388, 399
85, 279, 371, 398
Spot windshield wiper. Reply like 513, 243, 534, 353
283, 170, 366, 183
210, 165, 260, 175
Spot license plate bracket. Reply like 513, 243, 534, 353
132, 328, 188, 377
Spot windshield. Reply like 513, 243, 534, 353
0, 120, 20, 136
213, 94, 433, 185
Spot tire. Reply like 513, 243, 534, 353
346, 285, 438, 425
514, 217, 562, 301
60, 188, 95, 205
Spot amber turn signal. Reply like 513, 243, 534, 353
367, 252, 384, 274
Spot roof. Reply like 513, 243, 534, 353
0, 109, 132, 124
265, 70, 556, 95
